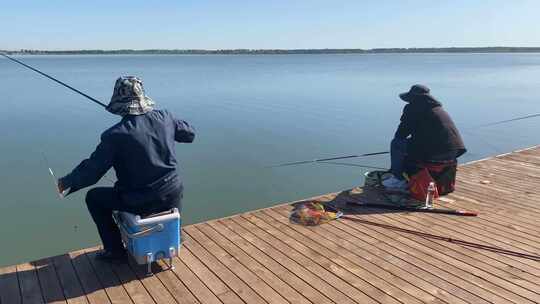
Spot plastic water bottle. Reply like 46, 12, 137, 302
425, 182, 436, 208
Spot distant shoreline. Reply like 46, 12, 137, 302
2, 47, 540, 55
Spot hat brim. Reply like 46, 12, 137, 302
107, 96, 155, 116
399, 92, 437, 103
399, 92, 412, 102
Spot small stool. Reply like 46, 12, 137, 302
113, 208, 181, 275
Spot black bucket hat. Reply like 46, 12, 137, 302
399, 84, 435, 103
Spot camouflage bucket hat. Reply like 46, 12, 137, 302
106, 76, 155, 116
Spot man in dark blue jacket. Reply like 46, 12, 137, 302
58, 76, 195, 261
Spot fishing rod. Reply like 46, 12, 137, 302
41, 152, 70, 198
339, 216, 539, 260
345, 202, 478, 216
477, 113, 540, 127
268, 151, 389, 168
0, 52, 107, 108
318, 162, 388, 170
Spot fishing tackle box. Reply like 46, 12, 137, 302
113, 208, 181, 274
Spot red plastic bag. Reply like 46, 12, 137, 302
408, 168, 439, 202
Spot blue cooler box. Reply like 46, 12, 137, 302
113, 208, 181, 273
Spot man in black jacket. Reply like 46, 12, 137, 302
383, 84, 466, 189
58, 76, 195, 261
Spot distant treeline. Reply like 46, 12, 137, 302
3, 47, 540, 55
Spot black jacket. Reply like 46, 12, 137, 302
60, 109, 195, 203
395, 97, 466, 161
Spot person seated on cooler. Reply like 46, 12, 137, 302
383, 84, 466, 189
57, 76, 195, 261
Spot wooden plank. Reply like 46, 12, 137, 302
185, 225, 290, 304
169, 256, 223, 304
375, 211, 540, 296
455, 178, 540, 214
195, 223, 312, 304
16, 262, 44, 304
340, 211, 538, 304
0, 265, 22, 304
415, 204, 540, 253
68, 250, 111, 304
230, 216, 383, 304
215, 291, 243, 304
207, 220, 333, 304
380, 203, 540, 289
219, 217, 351, 304
377, 197, 540, 271
52, 254, 89, 304
182, 233, 268, 304
125, 259, 177, 304
457, 172, 540, 202
402, 196, 540, 277
318, 215, 491, 304
457, 175, 540, 210
466, 161, 540, 183
153, 259, 199, 304
252, 210, 442, 304
275, 204, 540, 297
178, 241, 232, 297
261, 208, 472, 304
468, 161, 540, 179
109, 262, 156, 304
437, 195, 540, 239
33, 259, 67, 304
325, 213, 508, 304
84, 250, 133, 304
447, 192, 540, 232
328, 212, 517, 304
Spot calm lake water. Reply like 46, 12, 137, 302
1, 53, 540, 266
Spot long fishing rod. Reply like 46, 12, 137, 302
1, 52, 107, 108
319, 162, 388, 170
340, 216, 539, 260
268, 151, 389, 168
345, 202, 478, 216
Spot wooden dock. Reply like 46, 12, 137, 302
2, 146, 540, 304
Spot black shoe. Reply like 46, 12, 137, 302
95, 250, 127, 263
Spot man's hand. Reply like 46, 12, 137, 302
57, 179, 65, 194
57, 179, 70, 198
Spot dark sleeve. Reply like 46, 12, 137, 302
394, 104, 413, 139
59, 134, 115, 194
171, 114, 195, 143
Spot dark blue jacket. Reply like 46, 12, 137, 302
60, 109, 195, 202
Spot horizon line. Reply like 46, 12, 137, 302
2, 46, 540, 56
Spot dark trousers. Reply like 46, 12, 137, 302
390, 138, 409, 179
390, 137, 460, 180
85, 187, 182, 253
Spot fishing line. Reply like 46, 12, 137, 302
1, 52, 107, 108
460, 129, 504, 156
476, 113, 540, 127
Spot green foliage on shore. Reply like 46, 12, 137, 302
2, 47, 540, 55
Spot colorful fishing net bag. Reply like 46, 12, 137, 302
289, 202, 343, 226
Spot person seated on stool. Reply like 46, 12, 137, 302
58, 76, 195, 262
383, 84, 466, 189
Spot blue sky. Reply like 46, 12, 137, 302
1, 0, 539, 50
